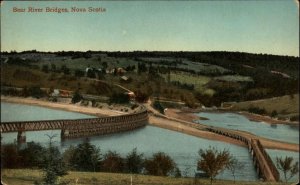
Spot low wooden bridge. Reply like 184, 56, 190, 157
1, 109, 148, 142
206, 127, 280, 182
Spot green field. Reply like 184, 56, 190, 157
0, 65, 122, 96
1, 169, 291, 185
161, 72, 214, 94
229, 94, 299, 120
36, 56, 137, 73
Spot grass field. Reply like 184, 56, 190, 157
161, 72, 213, 94
1, 169, 292, 185
213, 75, 253, 83
1, 65, 123, 96
229, 94, 299, 119
37, 56, 137, 72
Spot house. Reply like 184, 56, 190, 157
51, 89, 60, 97
120, 75, 129, 81
124, 91, 135, 100
50, 89, 72, 97
85, 67, 91, 73
116, 68, 126, 74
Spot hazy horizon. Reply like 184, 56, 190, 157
1, 49, 299, 58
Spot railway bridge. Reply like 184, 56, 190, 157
206, 127, 280, 182
1, 109, 148, 142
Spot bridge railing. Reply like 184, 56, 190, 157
256, 139, 280, 181
206, 127, 279, 182
1, 108, 148, 132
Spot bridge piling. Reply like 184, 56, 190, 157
17, 130, 26, 144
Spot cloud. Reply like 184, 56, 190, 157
122, 30, 127, 36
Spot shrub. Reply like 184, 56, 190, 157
71, 91, 83, 104
197, 147, 231, 185
144, 152, 176, 176
102, 151, 124, 173
248, 107, 266, 115
124, 148, 144, 174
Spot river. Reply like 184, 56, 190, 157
1, 102, 299, 182
195, 112, 299, 144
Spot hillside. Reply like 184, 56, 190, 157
1, 51, 299, 108
227, 94, 299, 121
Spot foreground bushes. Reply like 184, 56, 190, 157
1, 140, 179, 177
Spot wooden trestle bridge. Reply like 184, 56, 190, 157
1, 109, 148, 142
1, 106, 282, 182
206, 127, 280, 182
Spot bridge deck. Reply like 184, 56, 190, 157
206, 127, 280, 182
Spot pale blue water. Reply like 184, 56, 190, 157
1, 102, 96, 122
195, 112, 299, 144
266, 149, 299, 182
1, 102, 297, 182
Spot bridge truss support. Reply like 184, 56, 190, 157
17, 130, 26, 144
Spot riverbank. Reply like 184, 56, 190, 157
238, 111, 299, 125
1, 96, 126, 117
165, 107, 299, 126
1, 96, 299, 152
1, 169, 294, 185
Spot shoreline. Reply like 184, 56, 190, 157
1, 96, 299, 152
167, 107, 299, 126
1, 96, 126, 117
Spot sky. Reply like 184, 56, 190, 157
0, 1, 299, 56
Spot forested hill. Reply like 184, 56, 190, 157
2, 51, 299, 77
1, 50, 298, 103
104, 51, 299, 79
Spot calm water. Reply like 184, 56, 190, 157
1, 102, 96, 122
266, 149, 299, 182
1, 102, 298, 182
195, 112, 299, 144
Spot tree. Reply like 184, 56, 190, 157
28, 86, 45, 99
74, 69, 85, 78
42, 64, 49, 73
19, 142, 44, 168
69, 139, 101, 172
276, 156, 299, 183
144, 152, 176, 176
271, 110, 278, 118
102, 151, 124, 173
87, 69, 96, 78
61, 65, 70, 75
197, 147, 231, 185
71, 90, 82, 104
174, 167, 182, 178
1, 143, 20, 168
125, 148, 144, 174
101, 61, 108, 69
226, 157, 244, 183
51, 63, 57, 72
134, 90, 150, 103
109, 92, 130, 104
41, 135, 67, 185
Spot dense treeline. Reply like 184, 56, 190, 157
1, 140, 179, 177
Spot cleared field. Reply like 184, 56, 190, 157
0, 65, 121, 96
1, 169, 291, 185
229, 94, 299, 119
214, 75, 253, 82
37, 56, 137, 72
161, 72, 214, 94
140, 57, 232, 75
